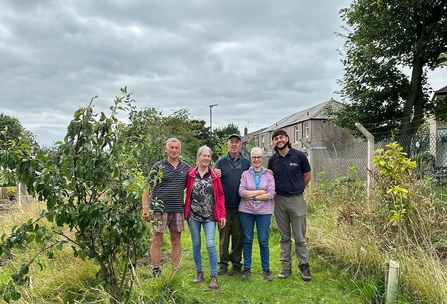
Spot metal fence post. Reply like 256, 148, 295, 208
300, 139, 313, 182
355, 123, 374, 202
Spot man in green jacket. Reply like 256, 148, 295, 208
215, 134, 251, 276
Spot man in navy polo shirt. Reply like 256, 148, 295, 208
268, 129, 312, 281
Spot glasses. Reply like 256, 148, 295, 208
251, 156, 263, 160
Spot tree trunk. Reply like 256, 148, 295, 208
400, 4, 427, 136
401, 57, 424, 135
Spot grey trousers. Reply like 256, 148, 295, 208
274, 194, 309, 270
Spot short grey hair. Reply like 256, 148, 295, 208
251, 147, 263, 156
166, 137, 181, 148
196, 145, 212, 158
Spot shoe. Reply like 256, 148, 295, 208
228, 265, 241, 276
209, 275, 219, 289
193, 271, 204, 283
262, 270, 273, 281
241, 268, 251, 279
152, 267, 162, 278
217, 265, 228, 276
299, 264, 312, 282
277, 269, 291, 279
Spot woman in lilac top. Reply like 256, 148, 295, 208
238, 147, 275, 281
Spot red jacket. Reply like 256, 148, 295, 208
184, 166, 226, 222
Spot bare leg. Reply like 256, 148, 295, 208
170, 231, 182, 266
150, 232, 164, 268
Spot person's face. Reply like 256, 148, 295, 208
165, 141, 181, 159
227, 138, 242, 154
251, 154, 264, 168
273, 134, 289, 149
197, 150, 211, 167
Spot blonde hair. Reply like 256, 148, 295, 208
196, 145, 212, 158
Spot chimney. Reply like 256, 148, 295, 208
244, 126, 248, 135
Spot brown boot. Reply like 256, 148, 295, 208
193, 271, 204, 283
299, 263, 312, 282
209, 275, 219, 289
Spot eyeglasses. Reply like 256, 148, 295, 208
251, 156, 263, 160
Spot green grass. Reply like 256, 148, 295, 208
134, 226, 367, 304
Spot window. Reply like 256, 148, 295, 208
294, 126, 299, 142
304, 122, 309, 138
261, 135, 265, 148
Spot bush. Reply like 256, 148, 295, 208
414, 151, 435, 170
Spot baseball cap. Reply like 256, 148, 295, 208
228, 134, 242, 141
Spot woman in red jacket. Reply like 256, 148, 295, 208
184, 145, 226, 289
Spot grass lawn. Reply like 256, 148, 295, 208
135, 223, 368, 304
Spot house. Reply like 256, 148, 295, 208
242, 98, 353, 154
429, 85, 447, 168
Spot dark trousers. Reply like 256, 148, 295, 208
218, 207, 243, 268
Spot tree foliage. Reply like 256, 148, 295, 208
330, 0, 447, 138
122, 108, 212, 171
373, 142, 417, 227
210, 123, 241, 160
213, 122, 240, 140
0, 88, 148, 303
0, 114, 37, 152
439, 52, 447, 66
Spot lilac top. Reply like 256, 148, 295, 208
238, 166, 275, 215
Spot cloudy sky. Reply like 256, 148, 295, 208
1, 0, 445, 147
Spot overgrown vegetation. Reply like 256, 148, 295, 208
2, 85, 446, 303
1, 142, 447, 303
310, 143, 447, 303
0, 88, 149, 302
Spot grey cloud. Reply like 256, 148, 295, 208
1, 0, 444, 147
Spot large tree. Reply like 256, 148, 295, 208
0, 114, 37, 151
329, 0, 447, 138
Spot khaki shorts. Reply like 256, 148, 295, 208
152, 212, 184, 233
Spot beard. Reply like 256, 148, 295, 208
274, 140, 289, 151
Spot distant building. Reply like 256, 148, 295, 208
429, 85, 447, 167
242, 98, 354, 154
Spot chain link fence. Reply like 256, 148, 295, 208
307, 132, 447, 183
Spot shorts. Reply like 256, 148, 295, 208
152, 212, 184, 233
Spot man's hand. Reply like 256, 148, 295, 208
142, 208, 152, 222
142, 189, 151, 222
214, 168, 222, 178
219, 218, 226, 228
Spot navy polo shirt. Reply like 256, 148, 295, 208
268, 148, 311, 196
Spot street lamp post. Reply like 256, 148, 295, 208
209, 104, 218, 132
